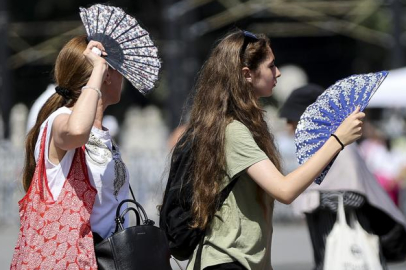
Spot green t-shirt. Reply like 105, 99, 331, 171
187, 121, 274, 270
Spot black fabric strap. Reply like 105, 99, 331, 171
129, 183, 136, 201
194, 235, 205, 270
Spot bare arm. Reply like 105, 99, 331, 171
52, 40, 108, 151
247, 107, 365, 204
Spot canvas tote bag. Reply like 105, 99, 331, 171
323, 195, 383, 270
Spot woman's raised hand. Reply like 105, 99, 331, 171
334, 106, 365, 146
83, 40, 108, 69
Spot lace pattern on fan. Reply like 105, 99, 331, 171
79, 4, 161, 94
295, 71, 388, 184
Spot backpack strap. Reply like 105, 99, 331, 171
193, 236, 205, 270
193, 176, 240, 270
219, 176, 239, 207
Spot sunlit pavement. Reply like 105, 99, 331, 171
2, 223, 405, 269
271, 222, 406, 270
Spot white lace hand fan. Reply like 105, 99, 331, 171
79, 4, 161, 94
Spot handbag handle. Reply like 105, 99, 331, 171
114, 198, 155, 232
128, 184, 150, 223
116, 199, 149, 221
116, 207, 141, 231
128, 184, 155, 226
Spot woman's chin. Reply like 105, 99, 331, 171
262, 91, 273, 98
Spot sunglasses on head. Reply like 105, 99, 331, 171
243, 30, 258, 40
241, 30, 259, 57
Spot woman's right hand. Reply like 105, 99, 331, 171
334, 106, 365, 146
83, 40, 108, 70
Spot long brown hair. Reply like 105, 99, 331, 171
181, 30, 282, 230
22, 35, 92, 191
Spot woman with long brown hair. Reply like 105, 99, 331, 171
11, 35, 130, 269
177, 30, 365, 270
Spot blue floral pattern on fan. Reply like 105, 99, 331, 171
79, 4, 161, 94
295, 71, 388, 184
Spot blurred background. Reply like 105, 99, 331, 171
1, 0, 406, 269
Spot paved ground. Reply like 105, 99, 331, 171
1, 225, 19, 267
271, 223, 406, 270
2, 222, 406, 269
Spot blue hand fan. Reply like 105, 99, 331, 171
295, 71, 388, 184
79, 4, 161, 94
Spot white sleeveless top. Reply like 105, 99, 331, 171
34, 106, 130, 238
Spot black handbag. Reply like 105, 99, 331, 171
94, 186, 172, 270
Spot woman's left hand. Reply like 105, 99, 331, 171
334, 106, 365, 146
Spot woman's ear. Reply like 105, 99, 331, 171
242, 67, 253, 83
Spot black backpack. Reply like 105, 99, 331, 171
159, 135, 238, 263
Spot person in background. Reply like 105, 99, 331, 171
359, 124, 402, 207
26, 84, 55, 133
172, 29, 365, 270
12, 36, 130, 269
279, 84, 406, 270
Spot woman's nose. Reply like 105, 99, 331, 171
276, 67, 281, 78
